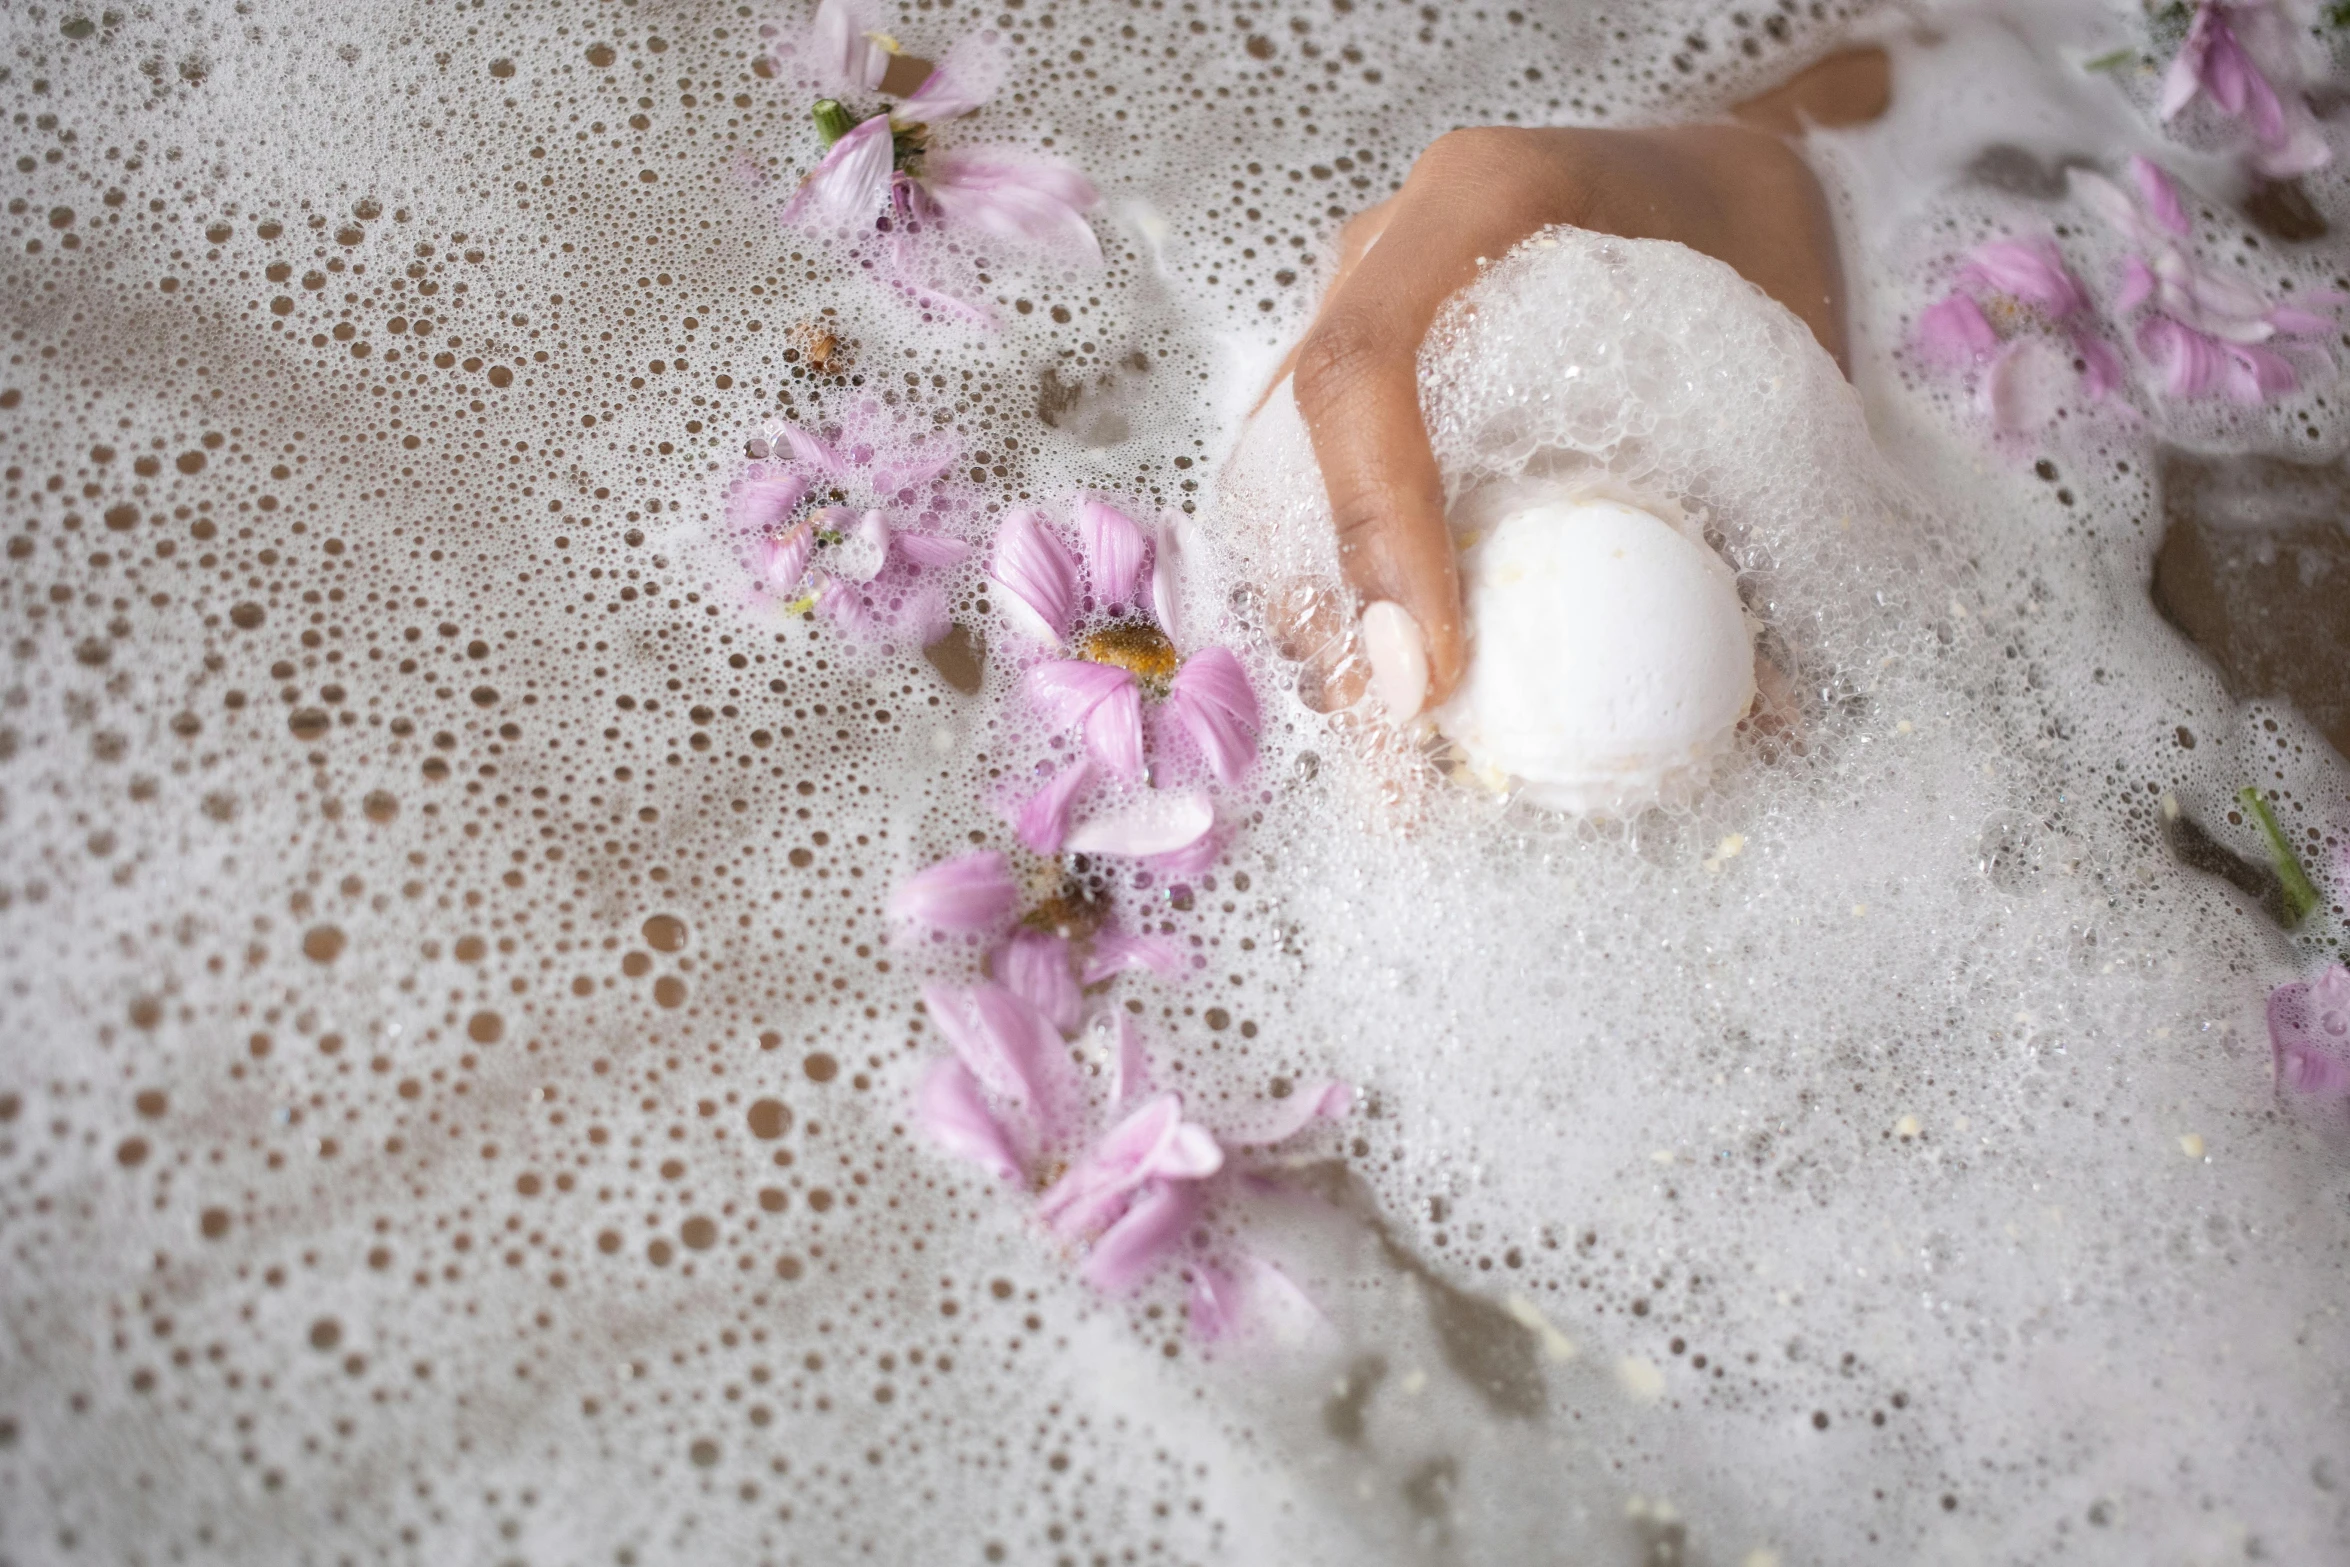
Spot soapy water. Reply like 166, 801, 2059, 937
1, 2, 2347, 1566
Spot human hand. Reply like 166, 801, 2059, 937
1268, 50, 1889, 722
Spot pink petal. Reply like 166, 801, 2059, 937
1165, 646, 1259, 784
1150, 511, 1187, 645
1961, 237, 2086, 319
895, 33, 1005, 123
810, 0, 892, 92
1916, 292, 1998, 365
1082, 927, 1184, 986
1014, 760, 1095, 855
925, 980, 1061, 1112
733, 471, 811, 532
782, 114, 893, 232
1041, 1092, 1222, 1241
998, 929, 1082, 1036
905, 583, 955, 648
1108, 1013, 1151, 1105
889, 849, 1017, 933
991, 509, 1081, 646
1189, 1256, 1329, 1348
1144, 819, 1226, 879
2129, 155, 2193, 239
834, 508, 892, 583
778, 424, 846, 473
2265, 302, 2337, 337
1077, 498, 1148, 608
1980, 339, 2062, 432
916, 1059, 1023, 1182
2070, 329, 2127, 401
1025, 661, 1145, 781
813, 573, 875, 635
1081, 1179, 1201, 1294
894, 531, 973, 569
1065, 788, 1215, 860
2269, 966, 2350, 1097
751, 522, 815, 594
1217, 1079, 1353, 1148
872, 446, 960, 495
2138, 315, 2229, 398
2221, 340, 2298, 403
1187, 1263, 1245, 1343
2160, 7, 2214, 120
2115, 257, 2157, 315
922, 148, 1103, 263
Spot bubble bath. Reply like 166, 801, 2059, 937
0, 2, 2346, 1565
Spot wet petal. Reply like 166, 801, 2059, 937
2269, 967, 2350, 1097
998, 929, 1082, 1036
922, 149, 1103, 263
1107, 1013, 1151, 1105
833, 508, 892, 583
1014, 760, 1094, 855
782, 114, 893, 232
751, 521, 815, 595
1064, 788, 1214, 860
1081, 1179, 1202, 1294
810, 0, 893, 92
991, 509, 1081, 646
1960, 237, 2086, 319
1025, 661, 1144, 781
915, 1059, 1022, 1181
1082, 926, 1184, 986
889, 849, 1017, 934
893, 531, 973, 570
1916, 293, 1997, 365
1164, 646, 1259, 784
2128, 155, 2192, 239
1218, 1079, 1353, 1148
1041, 1092, 1223, 1241
1077, 498, 1148, 608
2069, 328, 2127, 401
732, 471, 811, 532
896, 33, 1005, 123
925, 980, 1059, 1111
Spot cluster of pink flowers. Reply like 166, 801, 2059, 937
2162, 1, 2332, 179
730, 403, 978, 646
773, 0, 1102, 321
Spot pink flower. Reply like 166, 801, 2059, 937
2137, 315, 2299, 402
1216, 1080, 1355, 1148
893, 531, 972, 569
1064, 788, 1215, 861
2267, 965, 2350, 1098
1013, 760, 1094, 855
923, 979, 1063, 1113
1188, 1255, 1331, 1350
890, 850, 1017, 934
992, 509, 1081, 646
1082, 1179, 1203, 1294
997, 929, 1082, 1036
1078, 498, 1148, 609
1915, 235, 2122, 426
1162, 646, 1261, 785
1959, 237, 2089, 319
733, 471, 812, 532
916, 1059, 1022, 1181
1106, 1013, 1151, 1104
1037, 1091, 1224, 1240
1025, 661, 1146, 782
2161, 2, 2329, 177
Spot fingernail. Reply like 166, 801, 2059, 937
1360, 600, 1428, 722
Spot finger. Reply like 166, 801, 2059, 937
1730, 46, 1891, 134
1290, 150, 1536, 717
1256, 197, 1397, 412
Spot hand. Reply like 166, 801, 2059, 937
1270, 51, 1889, 721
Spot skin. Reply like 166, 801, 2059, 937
1272, 49, 1893, 713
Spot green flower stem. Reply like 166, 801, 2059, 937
2238, 786, 2319, 927
2082, 47, 2138, 73
812, 99, 857, 150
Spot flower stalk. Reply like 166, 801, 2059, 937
811, 97, 858, 150
2237, 786, 2319, 926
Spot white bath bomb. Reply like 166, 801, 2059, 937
1432, 487, 1755, 814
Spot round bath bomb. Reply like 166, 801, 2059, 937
1432, 487, 1755, 814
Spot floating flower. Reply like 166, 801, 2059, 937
1915, 235, 2124, 430
2160, 2, 2331, 179
778, 0, 1101, 277
2267, 965, 2350, 1098
2073, 161, 2339, 403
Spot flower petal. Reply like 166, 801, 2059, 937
1165, 646, 1259, 784
991, 509, 1081, 645
998, 929, 1082, 1036
915, 1059, 1023, 1181
810, 0, 892, 91
922, 148, 1103, 263
1025, 661, 1145, 781
751, 521, 815, 595
1107, 1012, 1151, 1105
2268, 966, 2350, 1097
833, 508, 892, 583
782, 114, 893, 232
1916, 292, 1998, 365
1041, 1091, 1224, 1241
733, 471, 811, 532
1082, 926, 1184, 986
889, 849, 1017, 933
1150, 511, 1189, 645
2069, 328, 2127, 401
1217, 1079, 1354, 1148
1081, 1179, 1202, 1294
777, 424, 846, 473
1065, 788, 1215, 860
925, 980, 1061, 1112
2115, 257, 2156, 315
2129, 155, 2193, 239
894, 531, 973, 570
1014, 760, 1095, 855
1960, 237, 2086, 319
895, 33, 1005, 123
1077, 498, 1148, 608
813, 573, 874, 635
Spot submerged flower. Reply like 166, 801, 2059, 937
1915, 235, 2122, 430
2267, 965, 2350, 1098
2161, 2, 2331, 178
2074, 162, 2339, 403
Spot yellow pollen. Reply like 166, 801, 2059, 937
1077, 623, 1179, 691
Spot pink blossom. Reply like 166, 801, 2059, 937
2161, 2, 2329, 177
1026, 661, 1146, 782
1014, 760, 1095, 855
998, 929, 1082, 1036
1149, 511, 1189, 646
923, 150, 1105, 264
782, 113, 895, 232
1959, 237, 2088, 319
2073, 330, 2128, 400
809, 0, 894, 93
2267, 965, 2350, 1098
1038, 1092, 1224, 1241
1078, 499, 1148, 609
1082, 1178, 1203, 1294
1916, 292, 1999, 366
992, 509, 1081, 646
890, 850, 1017, 934
1064, 788, 1215, 860
923, 979, 1062, 1113
895, 33, 1006, 124
916, 1059, 1022, 1181
1162, 646, 1260, 784
1082, 926, 1184, 986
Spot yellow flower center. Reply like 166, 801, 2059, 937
1077, 622, 1178, 694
